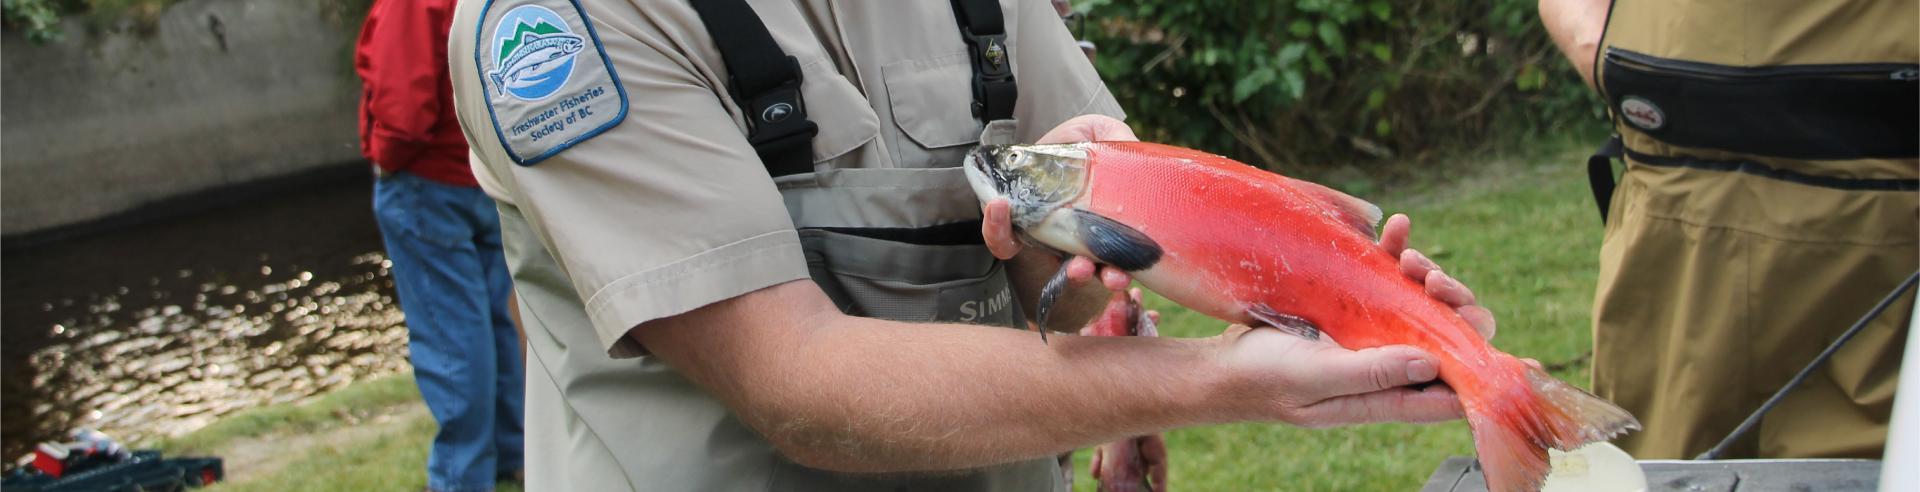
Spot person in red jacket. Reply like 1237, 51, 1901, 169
355, 1, 524, 491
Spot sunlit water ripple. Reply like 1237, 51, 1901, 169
2, 177, 415, 462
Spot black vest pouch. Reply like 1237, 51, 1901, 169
1601, 47, 1919, 161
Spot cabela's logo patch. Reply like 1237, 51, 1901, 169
488, 5, 585, 101
1620, 96, 1665, 131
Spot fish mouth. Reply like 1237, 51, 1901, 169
964, 145, 1013, 204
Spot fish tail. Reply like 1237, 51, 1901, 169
1462, 357, 1640, 492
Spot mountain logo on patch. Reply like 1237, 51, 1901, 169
488, 5, 584, 101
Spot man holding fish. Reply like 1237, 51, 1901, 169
445, 1, 1573, 491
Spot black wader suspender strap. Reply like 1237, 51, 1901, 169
1588, 134, 1624, 223
689, 0, 819, 177
950, 0, 1017, 121
690, 0, 1016, 176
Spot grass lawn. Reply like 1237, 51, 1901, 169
151, 375, 521, 492
157, 136, 1607, 491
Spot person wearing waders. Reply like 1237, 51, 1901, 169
444, 1, 1504, 490
1541, 0, 1919, 460
355, 1, 526, 490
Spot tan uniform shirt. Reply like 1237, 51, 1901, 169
447, 0, 1122, 489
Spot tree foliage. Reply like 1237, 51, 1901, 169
1078, 0, 1601, 169
2, 0, 194, 42
2, 0, 73, 43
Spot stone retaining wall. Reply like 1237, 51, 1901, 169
2, 0, 367, 235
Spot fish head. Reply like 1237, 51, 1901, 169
964, 143, 1091, 231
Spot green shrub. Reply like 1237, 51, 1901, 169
2, 0, 190, 42
1078, 0, 1602, 169
3, 0, 77, 43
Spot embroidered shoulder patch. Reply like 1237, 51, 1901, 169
475, 0, 627, 166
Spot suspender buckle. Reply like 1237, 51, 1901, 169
735, 56, 818, 176
962, 31, 1016, 120
744, 82, 814, 146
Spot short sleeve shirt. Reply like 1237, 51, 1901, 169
447, 0, 1122, 490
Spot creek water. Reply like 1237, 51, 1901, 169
1, 176, 414, 461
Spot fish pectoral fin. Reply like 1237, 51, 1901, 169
1290, 179, 1383, 241
1071, 210, 1163, 271
1135, 307, 1159, 338
1033, 260, 1073, 344
1247, 304, 1321, 341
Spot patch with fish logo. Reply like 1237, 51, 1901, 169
476, 0, 627, 166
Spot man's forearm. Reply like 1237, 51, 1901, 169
637, 282, 1235, 473
767, 314, 1225, 472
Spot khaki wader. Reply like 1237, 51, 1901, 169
1590, 0, 1920, 460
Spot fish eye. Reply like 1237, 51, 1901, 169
995, 147, 1035, 170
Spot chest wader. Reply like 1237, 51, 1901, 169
689, 1, 1063, 489
691, 0, 1026, 328
1583, 0, 1920, 459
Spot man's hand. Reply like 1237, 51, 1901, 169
1089, 433, 1168, 491
1214, 324, 1462, 426
1380, 214, 1497, 340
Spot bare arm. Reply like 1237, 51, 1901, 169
1539, 0, 1613, 88
632, 280, 1461, 473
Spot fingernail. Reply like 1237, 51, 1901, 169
1407, 359, 1438, 383
1406, 250, 1436, 271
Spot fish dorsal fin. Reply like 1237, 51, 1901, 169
1292, 180, 1382, 241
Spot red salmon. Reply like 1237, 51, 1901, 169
966, 141, 1638, 492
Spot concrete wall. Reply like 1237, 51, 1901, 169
2, 0, 366, 235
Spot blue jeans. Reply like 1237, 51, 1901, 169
373, 172, 524, 492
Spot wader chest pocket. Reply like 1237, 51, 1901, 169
883, 52, 986, 169
1601, 48, 1919, 160
799, 228, 1024, 328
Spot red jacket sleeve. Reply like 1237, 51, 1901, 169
354, 0, 454, 171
